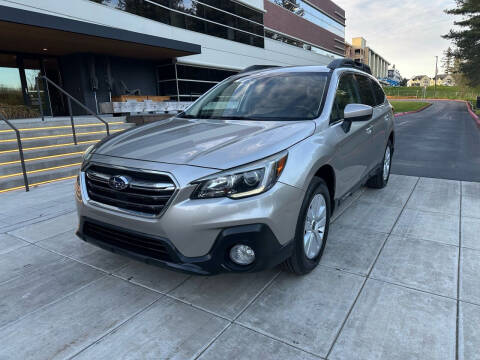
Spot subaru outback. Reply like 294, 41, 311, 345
75, 59, 395, 275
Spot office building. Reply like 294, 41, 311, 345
0, 0, 345, 116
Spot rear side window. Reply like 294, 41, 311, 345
355, 75, 376, 107
371, 80, 386, 105
331, 73, 361, 123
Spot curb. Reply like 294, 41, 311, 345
465, 101, 480, 126
394, 103, 432, 118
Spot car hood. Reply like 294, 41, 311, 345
94, 117, 315, 170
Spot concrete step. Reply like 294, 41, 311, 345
0, 163, 80, 192
0, 116, 134, 193
0, 141, 96, 163
0, 122, 133, 139
0, 130, 127, 152
0, 116, 127, 130
0, 152, 83, 176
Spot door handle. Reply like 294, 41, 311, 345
366, 126, 373, 134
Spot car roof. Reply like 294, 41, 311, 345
232, 65, 331, 80
236, 64, 376, 79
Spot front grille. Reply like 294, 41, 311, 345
83, 221, 173, 262
85, 164, 176, 216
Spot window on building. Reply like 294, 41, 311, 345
90, 0, 265, 48
269, 0, 345, 38
0, 54, 23, 109
157, 63, 238, 101
265, 30, 342, 58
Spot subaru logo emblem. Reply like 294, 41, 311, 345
109, 175, 129, 191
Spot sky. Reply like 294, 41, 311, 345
340, 0, 458, 79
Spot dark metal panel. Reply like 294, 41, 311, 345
0, 5, 201, 55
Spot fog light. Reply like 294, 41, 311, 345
229, 244, 255, 266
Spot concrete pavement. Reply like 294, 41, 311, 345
0, 175, 479, 359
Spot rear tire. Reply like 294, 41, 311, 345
283, 177, 331, 275
367, 141, 392, 189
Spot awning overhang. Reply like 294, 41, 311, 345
0, 5, 201, 60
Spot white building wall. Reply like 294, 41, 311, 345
0, 0, 333, 69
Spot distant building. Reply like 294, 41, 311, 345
344, 37, 390, 78
431, 74, 456, 87
407, 75, 431, 87
388, 66, 402, 83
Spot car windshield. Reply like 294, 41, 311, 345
179, 71, 329, 121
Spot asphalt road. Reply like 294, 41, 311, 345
391, 100, 480, 182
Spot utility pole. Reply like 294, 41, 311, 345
434, 56, 438, 99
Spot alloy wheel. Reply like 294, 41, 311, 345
303, 194, 327, 259
383, 145, 391, 181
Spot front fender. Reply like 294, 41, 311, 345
279, 133, 337, 193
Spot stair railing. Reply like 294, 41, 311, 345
36, 76, 110, 145
0, 113, 29, 192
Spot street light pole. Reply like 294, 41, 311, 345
434, 56, 438, 99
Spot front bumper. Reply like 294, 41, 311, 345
77, 163, 304, 258
76, 217, 293, 275
75, 158, 305, 274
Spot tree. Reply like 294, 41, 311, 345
441, 47, 455, 74
274, 0, 305, 17
443, 0, 480, 86
400, 78, 408, 87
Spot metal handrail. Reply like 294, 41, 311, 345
0, 114, 29, 192
36, 76, 110, 142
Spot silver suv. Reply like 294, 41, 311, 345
75, 60, 394, 275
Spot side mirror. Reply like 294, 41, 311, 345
342, 104, 373, 133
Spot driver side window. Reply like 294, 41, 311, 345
330, 73, 361, 123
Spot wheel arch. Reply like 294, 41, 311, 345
313, 164, 336, 212
389, 131, 395, 152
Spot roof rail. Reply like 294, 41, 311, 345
327, 59, 372, 75
238, 65, 280, 74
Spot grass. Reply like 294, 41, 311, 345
389, 101, 431, 114
385, 85, 479, 101
466, 100, 480, 116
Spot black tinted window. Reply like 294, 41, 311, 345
355, 75, 376, 107
371, 80, 386, 105
331, 73, 361, 123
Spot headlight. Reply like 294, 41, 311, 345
191, 152, 288, 199
82, 144, 95, 163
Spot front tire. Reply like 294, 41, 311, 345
283, 177, 331, 275
367, 141, 392, 189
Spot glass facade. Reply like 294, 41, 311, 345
269, 0, 345, 38
265, 30, 342, 59
90, 0, 265, 48
157, 63, 238, 101
0, 55, 23, 108
0, 54, 63, 119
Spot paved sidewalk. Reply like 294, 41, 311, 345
0, 175, 479, 359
